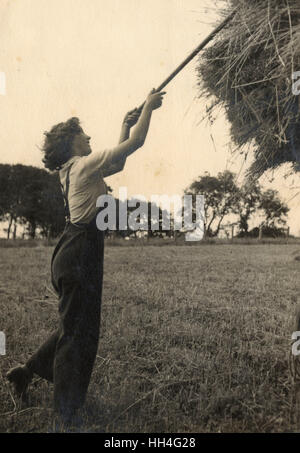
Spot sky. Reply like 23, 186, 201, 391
1, 0, 300, 235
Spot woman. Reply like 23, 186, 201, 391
6, 89, 166, 425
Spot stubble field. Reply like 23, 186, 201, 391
1, 242, 300, 433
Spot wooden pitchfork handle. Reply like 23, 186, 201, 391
136, 10, 237, 112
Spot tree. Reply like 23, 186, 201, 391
0, 163, 65, 239
37, 172, 65, 239
18, 166, 50, 239
186, 170, 239, 237
0, 164, 36, 239
0, 164, 13, 237
237, 182, 262, 236
103, 194, 172, 239
259, 189, 289, 228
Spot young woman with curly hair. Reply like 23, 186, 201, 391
6, 89, 166, 427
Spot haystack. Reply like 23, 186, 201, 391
198, 0, 300, 179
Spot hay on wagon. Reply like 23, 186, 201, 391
197, 0, 300, 179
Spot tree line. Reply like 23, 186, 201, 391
0, 164, 172, 240
0, 164, 290, 240
185, 170, 289, 238
0, 164, 65, 239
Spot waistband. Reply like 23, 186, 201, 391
65, 217, 100, 233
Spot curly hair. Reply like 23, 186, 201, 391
42, 117, 83, 171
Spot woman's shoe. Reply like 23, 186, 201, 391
6, 365, 33, 399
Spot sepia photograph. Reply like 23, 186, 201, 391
1, 0, 300, 435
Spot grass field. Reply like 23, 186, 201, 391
1, 242, 300, 433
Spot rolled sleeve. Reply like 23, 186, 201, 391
75, 147, 128, 181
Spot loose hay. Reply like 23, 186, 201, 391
198, 0, 300, 179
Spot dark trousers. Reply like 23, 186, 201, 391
26, 220, 104, 419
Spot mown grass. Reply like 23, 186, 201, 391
1, 236, 300, 248
0, 243, 300, 432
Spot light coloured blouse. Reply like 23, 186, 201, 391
59, 149, 123, 225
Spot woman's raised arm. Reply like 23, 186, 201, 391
80, 90, 166, 176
